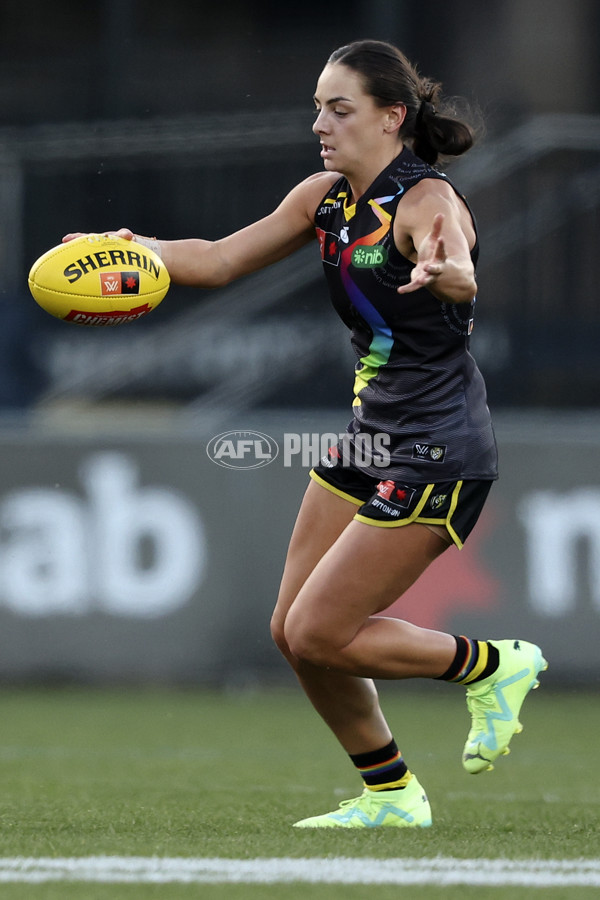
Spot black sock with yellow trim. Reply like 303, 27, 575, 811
349, 738, 411, 791
436, 635, 500, 685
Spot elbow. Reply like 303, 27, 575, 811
455, 280, 478, 305
436, 270, 477, 305
173, 272, 231, 289
432, 283, 477, 305
196, 270, 235, 289
450, 267, 478, 304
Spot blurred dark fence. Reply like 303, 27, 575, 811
1, 111, 599, 414
0, 0, 599, 413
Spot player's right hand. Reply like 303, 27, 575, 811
62, 228, 134, 244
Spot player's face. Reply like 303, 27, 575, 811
313, 64, 402, 178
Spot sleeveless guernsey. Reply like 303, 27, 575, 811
313, 146, 498, 483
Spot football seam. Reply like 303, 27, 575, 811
28, 284, 168, 300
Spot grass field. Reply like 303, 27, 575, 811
0, 682, 597, 899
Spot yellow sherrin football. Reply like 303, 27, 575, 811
28, 233, 170, 326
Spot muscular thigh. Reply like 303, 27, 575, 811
272, 479, 358, 631
284, 515, 448, 649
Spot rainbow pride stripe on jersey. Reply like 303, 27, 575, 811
339, 189, 403, 406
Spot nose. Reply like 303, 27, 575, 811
312, 109, 328, 136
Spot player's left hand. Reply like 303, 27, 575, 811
397, 213, 446, 294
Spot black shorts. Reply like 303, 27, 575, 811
310, 461, 493, 549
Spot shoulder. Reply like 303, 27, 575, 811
301, 171, 343, 194
246, 171, 343, 247
396, 175, 474, 237
281, 171, 342, 220
399, 174, 464, 214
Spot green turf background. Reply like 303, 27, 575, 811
0, 684, 596, 898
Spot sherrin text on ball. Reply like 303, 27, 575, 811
28, 233, 170, 326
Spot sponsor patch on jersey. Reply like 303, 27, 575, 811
319, 445, 341, 468
375, 480, 415, 508
351, 245, 388, 268
412, 443, 447, 463
316, 228, 340, 266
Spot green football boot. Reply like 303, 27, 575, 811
293, 774, 432, 828
463, 639, 548, 774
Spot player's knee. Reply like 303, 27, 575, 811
283, 619, 335, 667
270, 610, 293, 659
271, 612, 326, 672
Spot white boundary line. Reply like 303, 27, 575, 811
0, 857, 599, 886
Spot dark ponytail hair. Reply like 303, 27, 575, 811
327, 40, 479, 166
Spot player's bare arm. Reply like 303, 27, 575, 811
64, 172, 338, 290
394, 179, 477, 304
163, 171, 339, 287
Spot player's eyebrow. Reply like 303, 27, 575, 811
313, 94, 353, 106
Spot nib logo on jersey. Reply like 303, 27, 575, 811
351, 245, 388, 268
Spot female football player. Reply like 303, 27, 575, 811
64, 40, 546, 828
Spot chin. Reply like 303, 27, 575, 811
323, 158, 344, 175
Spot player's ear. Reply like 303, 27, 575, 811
383, 104, 406, 134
